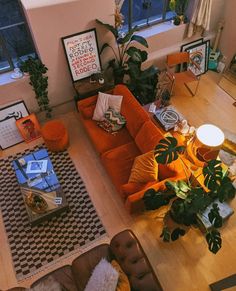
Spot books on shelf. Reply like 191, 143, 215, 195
197, 199, 234, 231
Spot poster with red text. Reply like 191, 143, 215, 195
62, 29, 102, 82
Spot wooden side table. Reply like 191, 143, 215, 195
73, 77, 114, 101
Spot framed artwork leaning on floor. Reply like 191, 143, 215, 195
0, 100, 30, 149
16, 113, 41, 143
186, 41, 208, 76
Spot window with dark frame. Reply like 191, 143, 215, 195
0, 0, 36, 74
120, 0, 175, 31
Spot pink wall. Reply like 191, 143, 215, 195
0, 0, 227, 114
219, 0, 236, 67
0, 0, 115, 113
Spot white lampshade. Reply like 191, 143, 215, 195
187, 124, 225, 167
196, 124, 225, 147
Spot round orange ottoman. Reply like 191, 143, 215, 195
41, 120, 69, 152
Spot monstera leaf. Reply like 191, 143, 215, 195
126, 47, 147, 63
217, 176, 236, 202
155, 137, 185, 164
165, 180, 190, 199
203, 160, 223, 190
143, 188, 174, 210
160, 227, 171, 242
208, 203, 223, 228
206, 229, 222, 254
171, 227, 186, 241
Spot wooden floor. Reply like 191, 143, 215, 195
0, 71, 236, 291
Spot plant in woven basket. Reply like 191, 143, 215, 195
143, 136, 235, 254
20, 57, 52, 119
96, 6, 158, 105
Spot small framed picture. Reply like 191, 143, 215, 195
16, 113, 41, 143
61, 28, 102, 82
0, 100, 30, 149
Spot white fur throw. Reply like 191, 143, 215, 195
84, 258, 119, 291
28, 275, 62, 291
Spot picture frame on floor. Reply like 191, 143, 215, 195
180, 38, 203, 52
61, 28, 102, 82
0, 100, 30, 149
16, 113, 41, 143
185, 41, 208, 76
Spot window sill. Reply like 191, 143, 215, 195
136, 20, 187, 39
0, 71, 27, 86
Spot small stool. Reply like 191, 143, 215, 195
41, 120, 69, 152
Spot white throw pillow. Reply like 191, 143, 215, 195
84, 258, 119, 291
92, 92, 123, 121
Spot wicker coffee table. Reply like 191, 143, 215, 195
13, 148, 69, 226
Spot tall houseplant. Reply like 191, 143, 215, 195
96, 9, 158, 105
143, 136, 235, 254
20, 57, 52, 119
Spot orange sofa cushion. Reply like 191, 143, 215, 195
120, 181, 156, 199
135, 121, 163, 153
158, 156, 191, 181
114, 85, 149, 138
82, 119, 133, 155
129, 151, 158, 183
101, 142, 141, 192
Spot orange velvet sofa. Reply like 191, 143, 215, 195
77, 84, 187, 213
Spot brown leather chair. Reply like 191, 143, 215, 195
166, 51, 202, 96
8, 230, 163, 291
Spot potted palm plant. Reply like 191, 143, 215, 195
143, 136, 235, 254
96, 7, 158, 105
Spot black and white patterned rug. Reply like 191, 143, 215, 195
0, 145, 107, 280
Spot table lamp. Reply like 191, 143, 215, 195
186, 124, 225, 167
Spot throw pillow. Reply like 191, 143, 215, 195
97, 119, 114, 133
84, 258, 119, 291
129, 151, 158, 183
92, 92, 123, 121
97, 108, 126, 133
104, 108, 126, 132
111, 260, 131, 291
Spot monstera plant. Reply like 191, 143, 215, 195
96, 11, 158, 104
143, 136, 235, 254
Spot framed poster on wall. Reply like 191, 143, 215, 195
61, 28, 102, 82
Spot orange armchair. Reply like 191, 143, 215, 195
166, 51, 202, 96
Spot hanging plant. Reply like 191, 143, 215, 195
20, 57, 52, 119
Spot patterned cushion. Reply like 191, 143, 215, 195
97, 108, 126, 133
